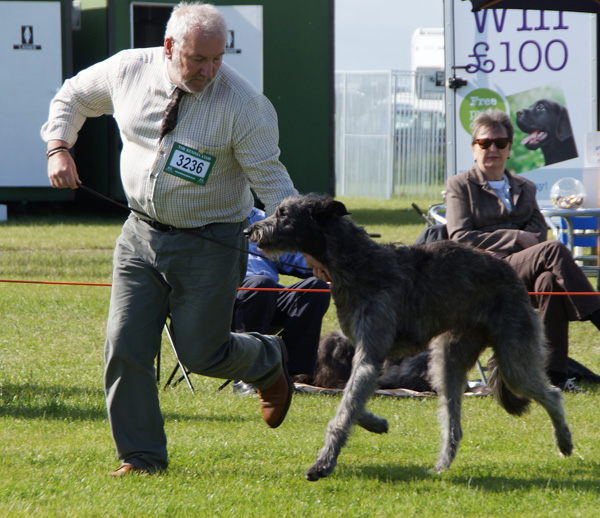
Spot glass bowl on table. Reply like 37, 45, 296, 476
550, 177, 586, 209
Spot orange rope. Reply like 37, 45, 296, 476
0, 279, 329, 292
0, 279, 111, 287
0, 278, 599, 295
528, 292, 599, 296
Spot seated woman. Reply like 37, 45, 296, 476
445, 109, 600, 392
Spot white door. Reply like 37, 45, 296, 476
0, 1, 63, 187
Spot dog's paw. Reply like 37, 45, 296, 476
357, 413, 389, 434
431, 458, 452, 474
427, 465, 446, 475
304, 459, 337, 481
555, 428, 573, 457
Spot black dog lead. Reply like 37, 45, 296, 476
78, 184, 314, 273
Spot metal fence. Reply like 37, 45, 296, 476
335, 70, 446, 200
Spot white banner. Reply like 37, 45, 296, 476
446, 1, 597, 206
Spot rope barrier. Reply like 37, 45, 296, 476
0, 279, 329, 292
1, 278, 599, 295
528, 292, 600, 296
0, 279, 112, 287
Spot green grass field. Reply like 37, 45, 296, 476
1, 197, 599, 517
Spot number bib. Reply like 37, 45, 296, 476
164, 143, 216, 185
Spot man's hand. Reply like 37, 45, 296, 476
47, 141, 81, 189
303, 253, 332, 284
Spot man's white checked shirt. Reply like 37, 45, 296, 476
41, 47, 297, 227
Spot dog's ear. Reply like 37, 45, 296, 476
328, 199, 351, 217
555, 104, 574, 141
312, 198, 351, 223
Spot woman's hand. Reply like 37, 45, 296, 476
516, 230, 541, 250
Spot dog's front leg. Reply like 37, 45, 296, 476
357, 409, 389, 434
305, 351, 383, 481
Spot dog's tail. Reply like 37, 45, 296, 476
486, 355, 531, 416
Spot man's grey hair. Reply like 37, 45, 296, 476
471, 109, 514, 144
165, 2, 227, 45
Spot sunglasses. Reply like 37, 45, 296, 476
474, 138, 510, 150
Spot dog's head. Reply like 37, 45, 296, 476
516, 99, 573, 149
244, 194, 350, 259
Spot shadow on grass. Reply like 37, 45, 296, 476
0, 382, 107, 421
449, 470, 600, 492
339, 462, 600, 491
0, 381, 252, 424
348, 208, 424, 227
340, 462, 431, 482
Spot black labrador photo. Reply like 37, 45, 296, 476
516, 99, 578, 166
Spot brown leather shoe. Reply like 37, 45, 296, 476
256, 338, 293, 428
110, 464, 146, 477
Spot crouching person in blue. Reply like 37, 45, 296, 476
233, 207, 331, 381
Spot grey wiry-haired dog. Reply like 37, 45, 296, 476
245, 195, 573, 481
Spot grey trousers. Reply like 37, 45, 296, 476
104, 216, 283, 471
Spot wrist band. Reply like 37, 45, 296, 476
46, 146, 70, 159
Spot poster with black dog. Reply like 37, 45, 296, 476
445, 1, 597, 206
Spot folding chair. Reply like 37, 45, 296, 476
159, 317, 287, 394
156, 316, 195, 393
557, 216, 600, 290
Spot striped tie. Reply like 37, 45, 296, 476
159, 87, 186, 140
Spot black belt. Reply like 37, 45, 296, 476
136, 216, 202, 232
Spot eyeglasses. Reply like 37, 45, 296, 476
474, 138, 510, 150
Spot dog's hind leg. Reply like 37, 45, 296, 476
522, 385, 572, 457
305, 345, 384, 481
428, 333, 481, 473
539, 392, 572, 457
491, 338, 573, 457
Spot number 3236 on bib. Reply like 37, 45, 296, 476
164, 143, 216, 186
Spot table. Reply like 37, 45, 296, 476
540, 207, 600, 252
541, 207, 600, 290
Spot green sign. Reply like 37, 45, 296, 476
459, 89, 507, 134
